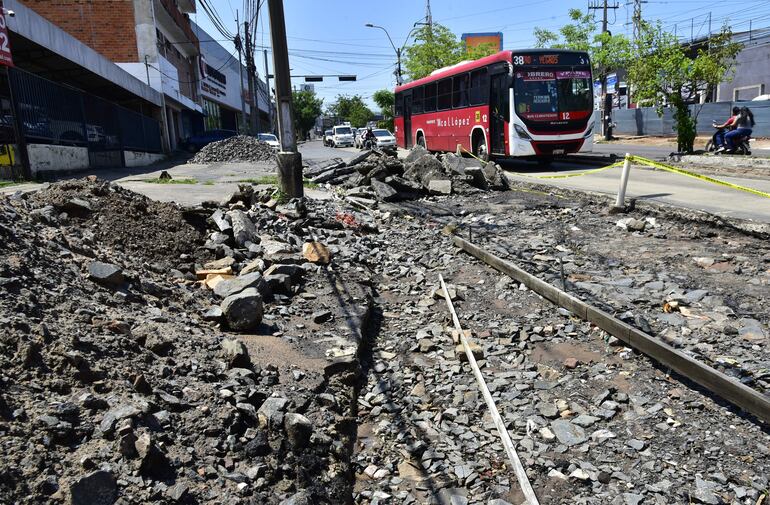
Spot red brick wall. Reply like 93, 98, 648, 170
19, 0, 139, 62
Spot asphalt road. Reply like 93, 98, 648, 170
3, 140, 766, 223
300, 140, 770, 223
501, 158, 770, 223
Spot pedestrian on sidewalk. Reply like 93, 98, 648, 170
723, 107, 755, 152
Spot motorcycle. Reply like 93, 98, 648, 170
706, 120, 752, 155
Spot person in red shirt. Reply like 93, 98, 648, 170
712, 106, 740, 150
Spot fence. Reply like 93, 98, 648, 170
8, 67, 162, 154
610, 101, 770, 137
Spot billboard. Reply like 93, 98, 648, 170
461, 32, 503, 52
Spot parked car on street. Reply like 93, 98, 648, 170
257, 133, 280, 150
180, 129, 237, 152
372, 129, 396, 148
331, 125, 354, 147
323, 129, 334, 146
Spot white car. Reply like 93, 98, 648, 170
373, 129, 396, 148
332, 125, 354, 147
257, 133, 280, 150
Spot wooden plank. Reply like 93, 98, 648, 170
452, 235, 770, 424
438, 274, 540, 505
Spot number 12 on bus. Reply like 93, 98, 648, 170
393, 49, 594, 162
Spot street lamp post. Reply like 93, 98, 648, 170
365, 23, 420, 86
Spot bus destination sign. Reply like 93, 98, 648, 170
512, 52, 589, 67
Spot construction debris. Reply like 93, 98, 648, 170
305, 146, 509, 205
188, 135, 277, 164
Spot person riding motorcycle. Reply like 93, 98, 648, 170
361, 126, 377, 149
722, 107, 755, 153
711, 106, 740, 150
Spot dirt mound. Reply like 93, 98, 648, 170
188, 135, 277, 164
0, 180, 371, 504
29, 178, 203, 265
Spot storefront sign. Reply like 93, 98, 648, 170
0, 1, 14, 67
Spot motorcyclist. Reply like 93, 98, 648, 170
723, 107, 755, 153
712, 106, 740, 151
362, 126, 377, 148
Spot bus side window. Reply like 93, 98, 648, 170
394, 92, 403, 117
437, 79, 452, 111
413, 86, 424, 114
469, 68, 489, 106
424, 83, 437, 112
452, 73, 469, 109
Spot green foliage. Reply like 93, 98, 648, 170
372, 89, 394, 131
326, 94, 373, 127
292, 89, 324, 139
533, 9, 631, 83
143, 178, 198, 184
238, 176, 317, 188
628, 22, 742, 152
403, 23, 498, 81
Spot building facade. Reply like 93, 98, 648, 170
3, 0, 165, 178
716, 28, 770, 102
192, 21, 272, 134
192, 23, 273, 132
20, 0, 205, 151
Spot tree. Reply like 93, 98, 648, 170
534, 9, 631, 94
292, 89, 323, 139
628, 22, 741, 152
326, 95, 373, 127
403, 23, 498, 81
372, 89, 394, 131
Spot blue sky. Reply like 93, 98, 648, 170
192, 0, 770, 110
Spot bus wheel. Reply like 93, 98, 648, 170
473, 135, 489, 162
417, 135, 426, 149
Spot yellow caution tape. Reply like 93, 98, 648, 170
629, 155, 770, 199
458, 146, 624, 179
510, 161, 624, 179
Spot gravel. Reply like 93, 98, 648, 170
188, 135, 277, 164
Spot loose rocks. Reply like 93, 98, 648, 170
188, 135, 276, 163
221, 287, 264, 330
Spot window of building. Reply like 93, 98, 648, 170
204, 99, 221, 130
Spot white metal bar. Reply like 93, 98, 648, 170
438, 274, 540, 505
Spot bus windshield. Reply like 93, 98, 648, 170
513, 70, 592, 121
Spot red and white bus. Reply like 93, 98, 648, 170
393, 49, 594, 163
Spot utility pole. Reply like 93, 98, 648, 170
589, 0, 619, 140
235, 11, 247, 133
268, 0, 303, 197
628, 0, 647, 109
264, 49, 273, 134
244, 20, 260, 134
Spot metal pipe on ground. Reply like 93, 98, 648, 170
451, 235, 770, 424
437, 274, 540, 505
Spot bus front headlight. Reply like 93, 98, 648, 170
514, 124, 532, 140
584, 122, 595, 138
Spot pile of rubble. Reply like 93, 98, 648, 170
188, 135, 276, 164
0, 178, 374, 504
306, 146, 509, 206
